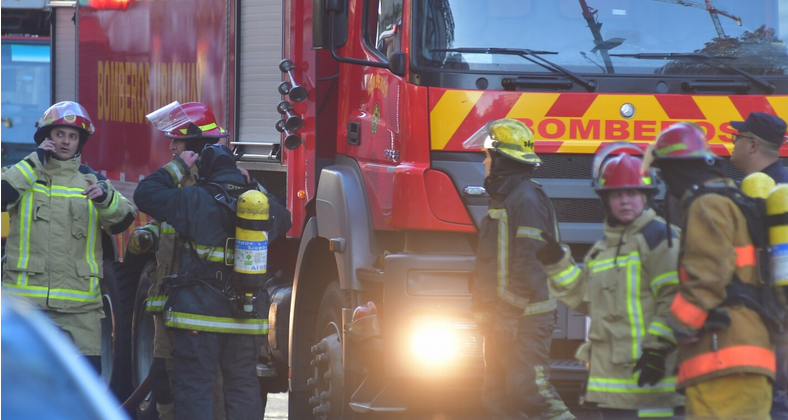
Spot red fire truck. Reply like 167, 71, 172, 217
49, 0, 788, 418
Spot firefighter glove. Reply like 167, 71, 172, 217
493, 312, 518, 345
536, 231, 564, 266
633, 349, 666, 387
128, 227, 155, 255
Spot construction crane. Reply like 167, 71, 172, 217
651, 0, 742, 38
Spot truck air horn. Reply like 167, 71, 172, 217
279, 59, 308, 103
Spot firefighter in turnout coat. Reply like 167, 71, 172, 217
537, 147, 684, 419
134, 143, 290, 420
128, 102, 231, 420
646, 122, 775, 420
466, 119, 575, 420
2, 101, 136, 372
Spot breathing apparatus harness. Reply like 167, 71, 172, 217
682, 182, 788, 340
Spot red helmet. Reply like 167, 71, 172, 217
595, 154, 657, 194
34, 101, 95, 145
165, 102, 228, 140
651, 122, 718, 163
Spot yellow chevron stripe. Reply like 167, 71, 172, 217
768, 96, 788, 117
505, 92, 560, 120
692, 95, 739, 121
430, 90, 484, 150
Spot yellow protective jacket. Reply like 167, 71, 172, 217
544, 208, 684, 410
670, 178, 775, 389
2, 151, 136, 313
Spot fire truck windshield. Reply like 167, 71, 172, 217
415, 0, 788, 76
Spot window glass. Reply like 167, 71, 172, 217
415, 0, 788, 76
368, 0, 404, 59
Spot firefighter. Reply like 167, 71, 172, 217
730, 112, 788, 183
1, 101, 136, 373
536, 149, 684, 419
729, 112, 788, 419
645, 122, 775, 420
134, 143, 290, 420
465, 119, 575, 420
127, 102, 231, 420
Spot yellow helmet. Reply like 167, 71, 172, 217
741, 172, 776, 199
463, 119, 541, 165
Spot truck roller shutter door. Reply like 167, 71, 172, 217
51, 4, 77, 103
235, 0, 285, 170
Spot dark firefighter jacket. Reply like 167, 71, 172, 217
134, 157, 291, 335
472, 173, 558, 317
670, 178, 774, 389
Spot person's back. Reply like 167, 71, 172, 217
134, 143, 289, 420
730, 112, 788, 419
648, 122, 775, 420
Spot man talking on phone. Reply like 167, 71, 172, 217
1, 101, 136, 374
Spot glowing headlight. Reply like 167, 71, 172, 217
409, 318, 461, 365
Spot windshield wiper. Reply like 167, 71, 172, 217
610, 52, 776, 94
434, 47, 598, 92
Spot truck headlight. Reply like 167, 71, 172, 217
409, 316, 480, 366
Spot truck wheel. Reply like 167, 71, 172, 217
131, 259, 158, 420
309, 281, 349, 420
101, 259, 134, 401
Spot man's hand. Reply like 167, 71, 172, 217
238, 167, 252, 184
536, 231, 565, 266
180, 150, 199, 168
36, 138, 56, 163
82, 178, 108, 202
128, 227, 155, 255
633, 349, 667, 387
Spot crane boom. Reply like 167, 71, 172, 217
650, 0, 742, 38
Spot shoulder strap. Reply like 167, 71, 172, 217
203, 182, 237, 235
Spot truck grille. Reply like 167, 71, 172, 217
538, 154, 748, 181
551, 198, 605, 223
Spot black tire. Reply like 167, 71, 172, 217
107, 251, 154, 419
131, 259, 158, 420
309, 281, 352, 420
101, 258, 135, 403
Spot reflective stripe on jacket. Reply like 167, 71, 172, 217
472, 174, 557, 316
670, 178, 775, 388
544, 209, 684, 410
2, 151, 136, 312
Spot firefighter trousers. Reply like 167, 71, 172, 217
481, 313, 575, 420
684, 373, 771, 420
151, 313, 228, 420
171, 329, 263, 420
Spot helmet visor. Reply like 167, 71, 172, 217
146, 101, 190, 133
462, 122, 495, 150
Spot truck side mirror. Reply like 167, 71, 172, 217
389, 51, 406, 77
